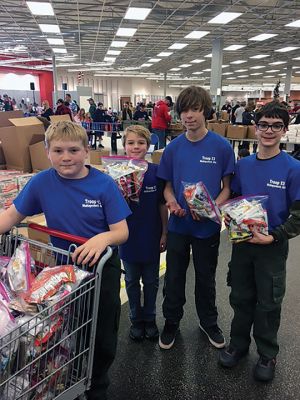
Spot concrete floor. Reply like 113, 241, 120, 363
108, 232, 300, 400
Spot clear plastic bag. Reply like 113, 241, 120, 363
182, 181, 222, 224
7, 242, 31, 294
102, 156, 148, 202
220, 195, 269, 243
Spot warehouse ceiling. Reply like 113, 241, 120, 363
0, 0, 299, 88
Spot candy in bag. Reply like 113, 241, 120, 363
7, 242, 31, 293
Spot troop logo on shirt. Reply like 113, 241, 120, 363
144, 185, 157, 193
82, 198, 103, 208
200, 155, 217, 165
267, 179, 286, 190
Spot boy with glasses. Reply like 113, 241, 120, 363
219, 101, 300, 382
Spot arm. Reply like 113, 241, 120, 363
72, 219, 129, 266
0, 205, 25, 234
164, 181, 186, 217
159, 203, 168, 252
215, 175, 232, 206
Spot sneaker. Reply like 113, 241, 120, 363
254, 356, 276, 382
159, 321, 179, 350
199, 323, 226, 348
219, 345, 249, 368
145, 321, 159, 341
129, 321, 144, 341
98, 143, 104, 149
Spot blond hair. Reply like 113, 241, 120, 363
45, 121, 88, 148
122, 125, 151, 148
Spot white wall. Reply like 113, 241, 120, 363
0, 73, 39, 91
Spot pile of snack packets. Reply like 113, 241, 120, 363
220, 195, 269, 242
102, 156, 148, 203
0, 241, 93, 400
183, 181, 222, 225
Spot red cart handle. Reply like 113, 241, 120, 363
28, 223, 88, 245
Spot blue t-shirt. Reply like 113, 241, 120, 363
14, 167, 131, 250
231, 152, 300, 231
157, 131, 235, 238
119, 163, 162, 263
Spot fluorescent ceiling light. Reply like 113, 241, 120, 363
275, 46, 299, 52
278, 73, 286, 76
223, 72, 233, 75
292, 57, 300, 60
116, 28, 137, 37
104, 57, 116, 62
52, 48, 67, 53
149, 58, 161, 62
39, 24, 60, 33
250, 73, 263, 75
47, 38, 64, 45
111, 41, 128, 47
107, 50, 121, 55
170, 68, 181, 71
250, 66, 265, 69
192, 72, 203, 75
203, 68, 211, 71
269, 61, 286, 65
179, 64, 191, 68
208, 12, 242, 24
184, 31, 209, 39
227, 77, 236, 80
141, 63, 153, 67
191, 59, 205, 63
27, 1, 54, 15
157, 52, 173, 57
285, 19, 300, 28
230, 60, 246, 64
249, 33, 277, 41
205, 53, 212, 58
266, 70, 280, 72
168, 43, 188, 50
222, 65, 229, 68
235, 69, 248, 72
224, 45, 246, 50
250, 54, 270, 59
237, 75, 249, 78
124, 7, 151, 20
264, 75, 275, 78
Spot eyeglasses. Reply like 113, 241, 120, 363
256, 123, 285, 132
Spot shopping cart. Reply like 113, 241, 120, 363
0, 224, 112, 400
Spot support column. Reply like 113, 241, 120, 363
210, 38, 224, 112
52, 54, 58, 105
283, 65, 292, 102
163, 72, 167, 97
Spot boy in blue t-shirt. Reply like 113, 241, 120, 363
157, 86, 235, 350
0, 121, 131, 400
219, 101, 300, 382
119, 125, 168, 341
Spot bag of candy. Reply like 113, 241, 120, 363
220, 195, 269, 243
7, 242, 32, 294
182, 181, 222, 224
102, 156, 148, 202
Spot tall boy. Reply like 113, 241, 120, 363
219, 101, 300, 382
0, 121, 131, 400
157, 86, 235, 350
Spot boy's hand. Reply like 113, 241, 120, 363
160, 233, 167, 253
72, 236, 107, 266
190, 210, 202, 221
166, 201, 186, 217
247, 225, 274, 245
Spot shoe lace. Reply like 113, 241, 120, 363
260, 357, 275, 367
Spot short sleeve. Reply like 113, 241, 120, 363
13, 175, 43, 216
231, 163, 242, 195
222, 141, 235, 177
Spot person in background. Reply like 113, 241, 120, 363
219, 101, 300, 382
206, 107, 217, 122
133, 103, 149, 121
221, 100, 232, 115
87, 98, 97, 120
119, 125, 168, 341
19, 98, 28, 113
84, 112, 92, 123
157, 85, 235, 350
231, 101, 240, 124
93, 102, 107, 149
65, 93, 78, 115
151, 97, 172, 149
74, 108, 86, 123
234, 101, 246, 124
3, 94, 13, 111
122, 102, 132, 121
55, 99, 73, 120
237, 147, 250, 160
41, 100, 54, 121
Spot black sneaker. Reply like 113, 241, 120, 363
98, 143, 105, 149
199, 323, 225, 348
159, 321, 179, 350
145, 321, 159, 341
129, 321, 144, 341
254, 356, 276, 382
219, 345, 249, 368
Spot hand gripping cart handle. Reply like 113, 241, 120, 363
0, 223, 113, 400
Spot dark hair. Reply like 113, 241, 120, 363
57, 98, 63, 104
175, 86, 212, 119
64, 101, 70, 106
254, 101, 289, 128
238, 148, 250, 158
66, 93, 71, 97
165, 96, 173, 106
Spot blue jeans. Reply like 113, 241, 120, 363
152, 128, 166, 149
123, 261, 159, 322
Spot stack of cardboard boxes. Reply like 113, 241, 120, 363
0, 171, 34, 210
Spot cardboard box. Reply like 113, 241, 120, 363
27, 214, 49, 244
247, 125, 257, 140
221, 111, 229, 121
89, 149, 110, 165
0, 111, 23, 128
207, 122, 228, 137
151, 149, 164, 164
0, 117, 45, 172
50, 114, 71, 123
29, 141, 51, 171
226, 125, 248, 139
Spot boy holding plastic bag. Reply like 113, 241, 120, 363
219, 102, 300, 382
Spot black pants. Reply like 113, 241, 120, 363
87, 250, 121, 400
228, 240, 288, 359
163, 231, 220, 327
